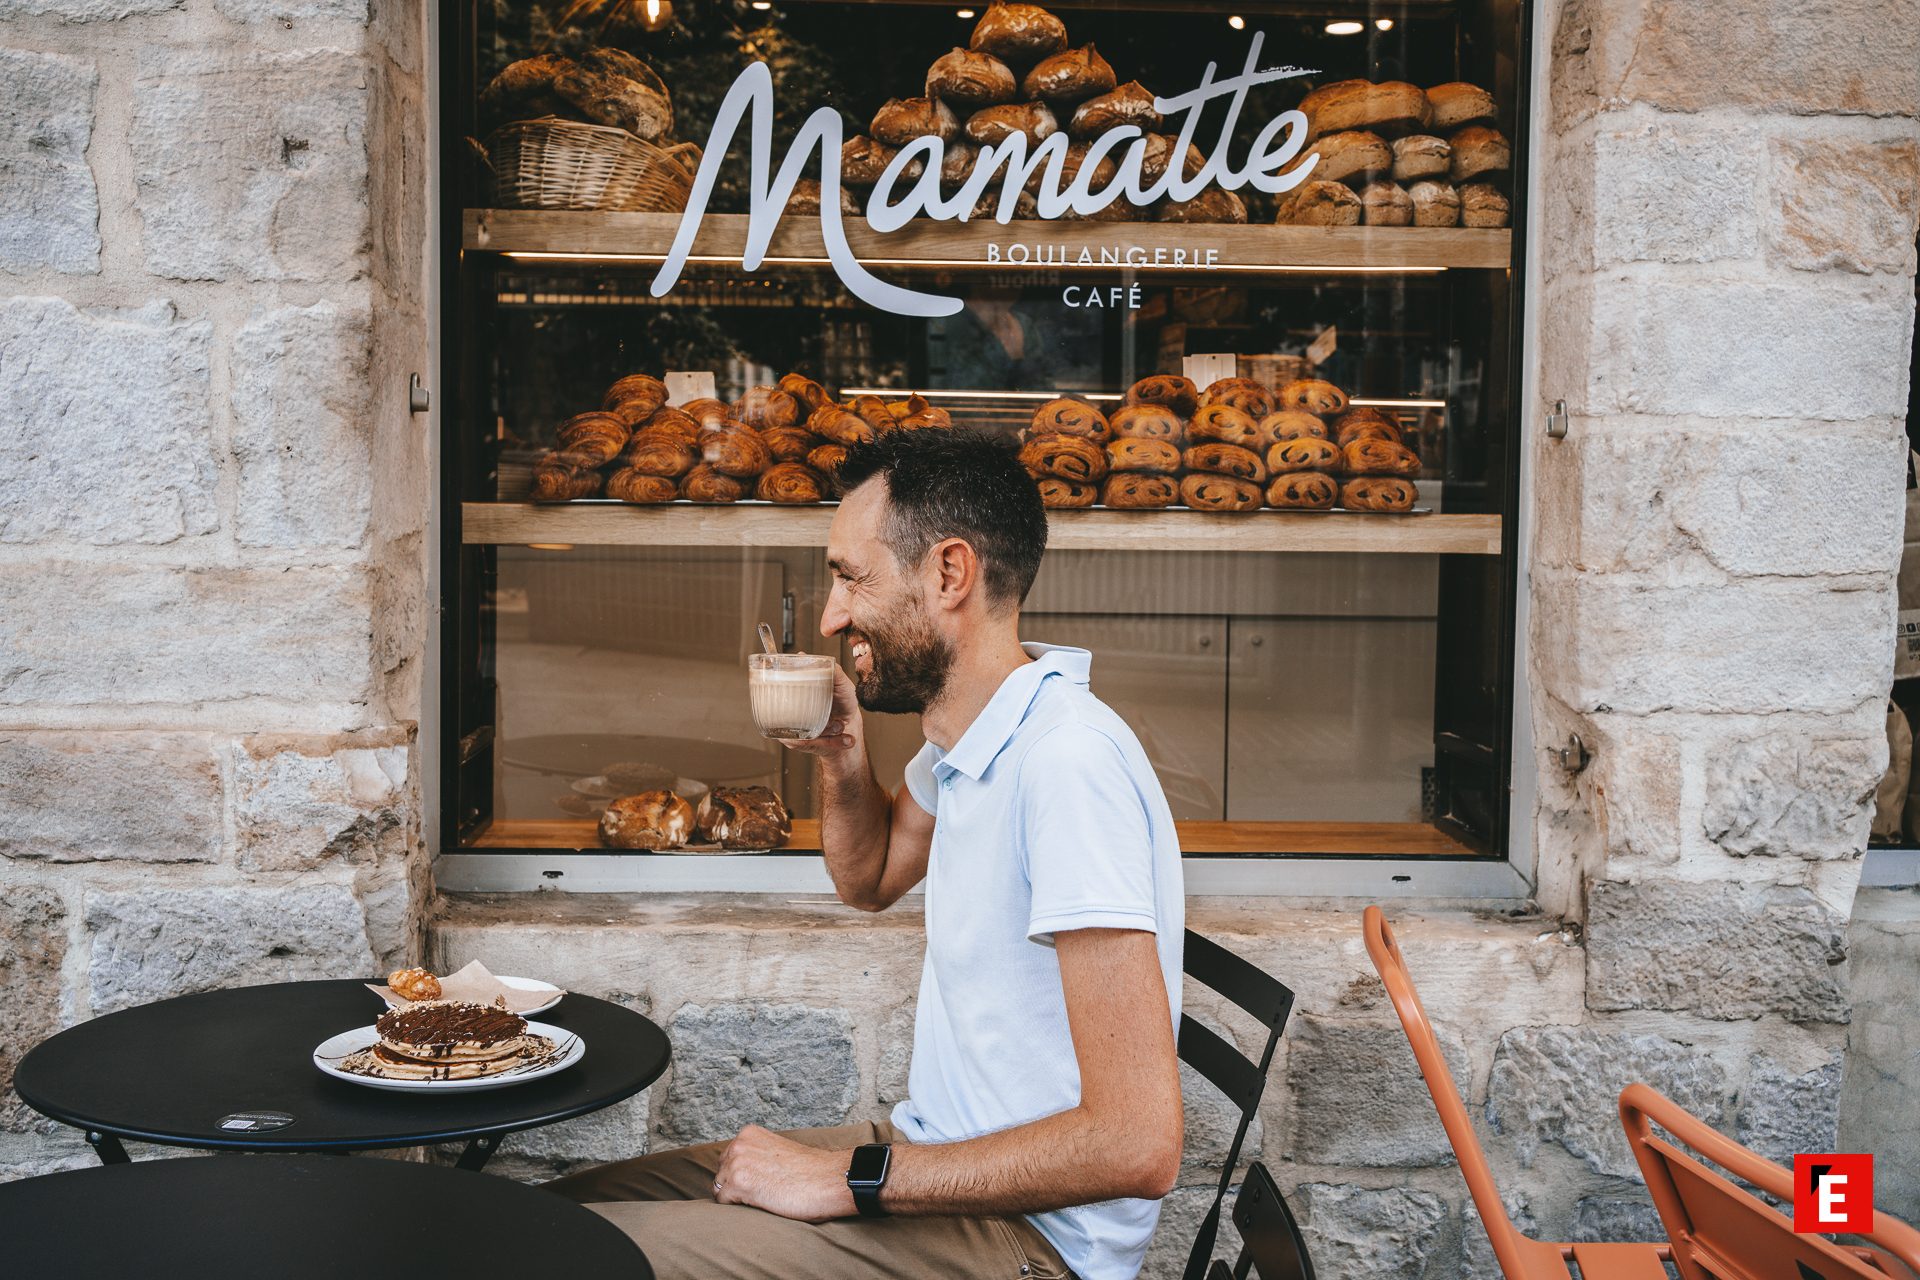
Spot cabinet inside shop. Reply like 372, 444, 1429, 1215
441, 0, 1528, 861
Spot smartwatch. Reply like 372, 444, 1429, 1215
846, 1142, 892, 1218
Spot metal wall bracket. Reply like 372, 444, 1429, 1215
1555, 732, 1591, 774
1545, 398, 1568, 439
409, 373, 431, 414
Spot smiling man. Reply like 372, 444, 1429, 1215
548, 428, 1186, 1280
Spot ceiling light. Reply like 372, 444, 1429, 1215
1375, 17, 1394, 29
640, 0, 672, 29
1227, 14, 1245, 29
1325, 19, 1364, 35
957, 7, 976, 16
750, 1, 771, 8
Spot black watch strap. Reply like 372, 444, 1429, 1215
847, 1143, 891, 1218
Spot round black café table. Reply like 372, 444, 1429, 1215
0, 1153, 652, 1279
14, 979, 670, 1170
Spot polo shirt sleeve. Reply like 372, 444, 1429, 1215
901, 740, 939, 816
1017, 721, 1158, 947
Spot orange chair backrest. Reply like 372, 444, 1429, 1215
1619, 1083, 1920, 1280
1362, 905, 1539, 1276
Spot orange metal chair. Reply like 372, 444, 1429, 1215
1620, 1083, 1920, 1279
1362, 905, 1671, 1279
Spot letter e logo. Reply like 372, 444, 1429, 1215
1793, 1154, 1873, 1234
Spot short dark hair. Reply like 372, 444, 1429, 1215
835, 428, 1048, 607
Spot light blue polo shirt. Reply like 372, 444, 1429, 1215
891, 642, 1185, 1280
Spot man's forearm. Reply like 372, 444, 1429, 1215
818, 757, 893, 910
879, 1104, 1174, 1217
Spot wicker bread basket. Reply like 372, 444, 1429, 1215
483, 116, 693, 212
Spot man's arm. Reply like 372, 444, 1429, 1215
714, 927, 1182, 1220
782, 665, 932, 912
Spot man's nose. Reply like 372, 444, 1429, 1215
820, 589, 848, 637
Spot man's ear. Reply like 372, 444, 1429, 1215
927, 537, 978, 611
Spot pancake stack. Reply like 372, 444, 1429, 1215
341, 1000, 556, 1082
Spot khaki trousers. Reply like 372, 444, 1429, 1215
545, 1119, 1076, 1280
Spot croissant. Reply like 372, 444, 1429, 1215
1070, 81, 1162, 138
530, 450, 605, 501
846, 395, 898, 433
700, 426, 774, 478
969, 2, 1068, 62
1101, 473, 1178, 509
1266, 471, 1339, 509
555, 411, 631, 466
777, 373, 833, 413
602, 374, 667, 418
807, 443, 850, 474
1266, 437, 1343, 475
1258, 411, 1330, 446
1036, 477, 1097, 508
1030, 398, 1109, 442
1106, 438, 1182, 474
1276, 378, 1350, 416
1340, 476, 1418, 512
809, 404, 877, 446
1179, 473, 1262, 512
1203, 377, 1274, 420
681, 397, 731, 429
1187, 404, 1261, 448
606, 469, 678, 504
841, 136, 921, 187
645, 406, 704, 443
761, 427, 817, 464
1184, 442, 1267, 484
623, 434, 700, 477
1109, 404, 1184, 443
680, 464, 743, 504
1022, 44, 1116, 105
1332, 406, 1403, 445
734, 386, 804, 430
756, 462, 828, 504
965, 101, 1061, 147
1019, 433, 1108, 483
1124, 374, 1199, 418
927, 47, 1017, 110
1340, 438, 1422, 477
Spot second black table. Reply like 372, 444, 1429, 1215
13, 979, 670, 1169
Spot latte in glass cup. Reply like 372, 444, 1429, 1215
748, 653, 837, 740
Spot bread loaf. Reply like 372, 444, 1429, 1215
785, 180, 860, 216
695, 786, 791, 849
478, 54, 575, 130
872, 97, 962, 147
1460, 181, 1510, 228
1188, 403, 1261, 447
1070, 81, 1161, 138
1265, 470, 1338, 509
1312, 130, 1392, 185
1275, 179, 1361, 225
969, 2, 1068, 64
1340, 476, 1418, 512
1159, 189, 1247, 223
1276, 378, 1349, 416
1449, 126, 1510, 182
1134, 133, 1204, 188
1426, 82, 1496, 132
1110, 403, 1185, 442
927, 47, 1017, 110
1029, 140, 1118, 195
1184, 442, 1267, 483
965, 101, 1060, 146
598, 790, 694, 850
1036, 477, 1097, 508
1390, 134, 1451, 182
940, 139, 980, 187
679, 464, 742, 504
1408, 179, 1460, 227
1300, 79, 1430, 139
1020, 433, 1108, 482
1179, 473, 1262, 512
1022, 45, 1116, 105
551, 47, 674, 141
1340, 438, 1422, 477
1101, 473, 1178, 509
756, 462, 829, 504
1360, 180, 1412, 226
1031, 398, 1110, 441
1258, 410, 1331, 445
842, 136, 920, 187
1105, 438, 1182, 474
605, 469, 678, 504
1266, 437, 1343, 475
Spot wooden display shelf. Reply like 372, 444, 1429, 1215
467, 817, 1474, 856
463, 501, 1502, 556
465, 209, 1512, 273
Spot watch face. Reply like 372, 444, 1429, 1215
847, 1144, 890, 1184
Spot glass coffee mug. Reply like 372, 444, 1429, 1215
748, 653, 837, 740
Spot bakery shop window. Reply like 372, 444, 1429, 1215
439, 1, 1528, 868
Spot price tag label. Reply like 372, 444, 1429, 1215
216, 1111, 295, 1133
1306, 326, 1338, 366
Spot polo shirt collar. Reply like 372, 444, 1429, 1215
934, 642, 1092, 782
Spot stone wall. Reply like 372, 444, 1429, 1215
0, 0, 430, 1176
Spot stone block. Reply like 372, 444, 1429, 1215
1181, 1010, 1262, 1174
231, 301, 374, 549
1768, 137, 1919, 276
353, 858, 424, 974
658, 1003, 858, 1146
0, 49, 99, 275
1586, 880, 1851, 1023
132, 48, 369, 282
0, 731, 221, 863
0, 887, 68, 1132
1461, 1193, 1539, 1278
1572, 1196, 1667, 1243
0, 562, 374, 710
1841, 890, 1920, 1219
1702, 735, 1881, 860
874, 1003, 913, 1108
230, 730, 409, 871
1287, 1016, 1465, 1168
1738, 1053, 1842, 1164
86, 884, 373, 1014
0, 0, 176, 19
212, 0, 367, 20
1587, 119, 1762, 268
0, 298, 215, 545
488, 1090, 649, 1180
1532, 574, 1893, 717
1587, 728, 1683, 863
1140, 1183, 1233, 1280
1296, 1183, 1447, 1280
1486, 1026, 1729, 1177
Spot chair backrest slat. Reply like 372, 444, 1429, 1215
1178, 1014, 1264, 1114
1184, 930, 1294, 1031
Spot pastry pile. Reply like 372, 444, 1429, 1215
531, 372, 959, 505
840, 2, 1247, 224
599, 785, 792, 851
1277, 81, 1510, 229
339, 1000, 556, 1082
1019, 374, 1421, 512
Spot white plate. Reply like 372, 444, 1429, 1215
379, 975, 563, 1017
313, 1018, 584, 1093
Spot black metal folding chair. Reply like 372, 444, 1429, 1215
1178, 929, 1314, 1280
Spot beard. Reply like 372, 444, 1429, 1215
850, 605, 953, 715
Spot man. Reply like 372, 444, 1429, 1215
550, 429, 1186, 1280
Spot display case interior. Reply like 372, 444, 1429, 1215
441, 0, 1529, 864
